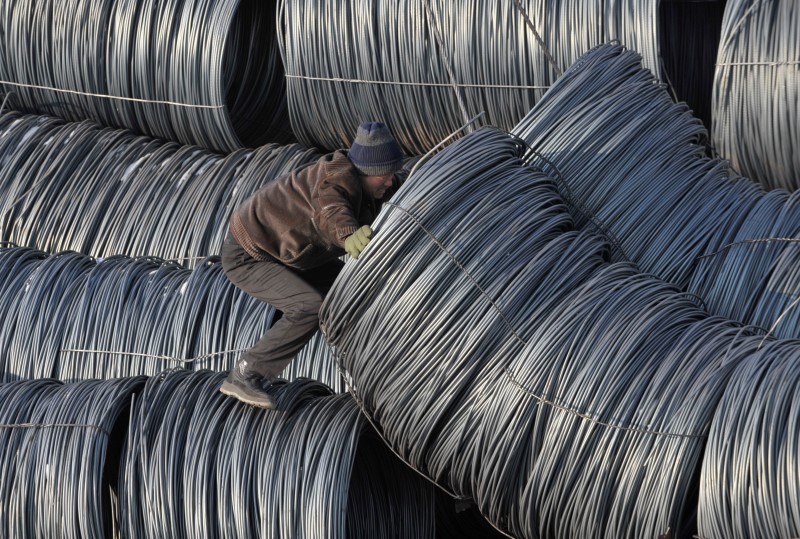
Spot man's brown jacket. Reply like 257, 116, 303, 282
230, 150, 398, 270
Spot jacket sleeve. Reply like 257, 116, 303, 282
315, 175, 361, 248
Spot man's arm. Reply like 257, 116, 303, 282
315, 176, 361, 248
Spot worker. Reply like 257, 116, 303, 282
220, 121, 405, 409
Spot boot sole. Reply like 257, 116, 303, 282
220, 381, 277, 410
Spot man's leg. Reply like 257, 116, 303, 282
221, 234, 343, 380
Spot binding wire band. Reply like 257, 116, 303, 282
503, 368, 706, 439
0, 422, 110, 435
59, 347, 250, 365
715, 61, 800, 66
283, 74, 549, 90
694, 237, 800, 262
0, 80, 224, 108
0, 92, 11, 115
512, 0, 563, 77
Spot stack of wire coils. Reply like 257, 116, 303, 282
0, 0, 292, 152
0, 377, 146, 537
0, 373, 436, 538
512, 43, 800, 339
320, 124, 800, 538
0, 1, 795, 537
278, 0, 723, 155
0, 111, 319, 263
119, 371, 435, 538
0, 248, 344, 392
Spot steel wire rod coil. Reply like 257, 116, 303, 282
0, 247, 342, 391
711, 0, 800, 191
4, 251, 97, 379
0, 0, 292, 152
512, 43, 758, 287
512, 43, 800, 339
698, 339, 800, 539
278, 0, 721, 156
319, 125, 800, 537
0, 247, 50, 367
688, 190, 800, 339
0, 376, 145, 538
118, 370, 434, 538
0, 111, 319, 264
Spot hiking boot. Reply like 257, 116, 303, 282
220, 366, 277, 409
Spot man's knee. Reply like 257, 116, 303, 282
281, 291, 324, 323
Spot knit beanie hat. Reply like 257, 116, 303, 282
348, 122, 403, 176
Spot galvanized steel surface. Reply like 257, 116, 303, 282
0, 248, 343, 391
320, 125, 800, 538
712, 0, 800, 190
0, 111, 319, 263
0, 0, 292, 151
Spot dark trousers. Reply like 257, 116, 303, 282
221, 233, 343, 379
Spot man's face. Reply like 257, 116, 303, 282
361, 174, 394, 199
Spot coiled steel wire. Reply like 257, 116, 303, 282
698, 339, 800, 539
0, 247, 49, 372
278, 0, 722, 155
513, 43, 755, 285
117, 370, 434, 538
688, 190, 800, 339
512, 42, 800, 339
5, 251, 96, 379
320, 126, 799, 537
0, 0, 292, 152
0, 377, 145, 538
492, 276, 765, 539
711, 0, 800, 190
0, 111, 319, 264
0, 248, 343, 391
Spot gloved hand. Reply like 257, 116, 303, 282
344, 225, 373, 259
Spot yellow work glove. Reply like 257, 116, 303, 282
344, 225, 373, 259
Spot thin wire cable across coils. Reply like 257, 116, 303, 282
0, 0, 293, 151
712, 0, 800, 191
512, 43, 800, 339
117, 370, 435, 538
0, 111, 319, 264
320, 126, 800, 537
0, 248, 343, 391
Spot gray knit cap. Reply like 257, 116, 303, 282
348, 122, 403, 176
